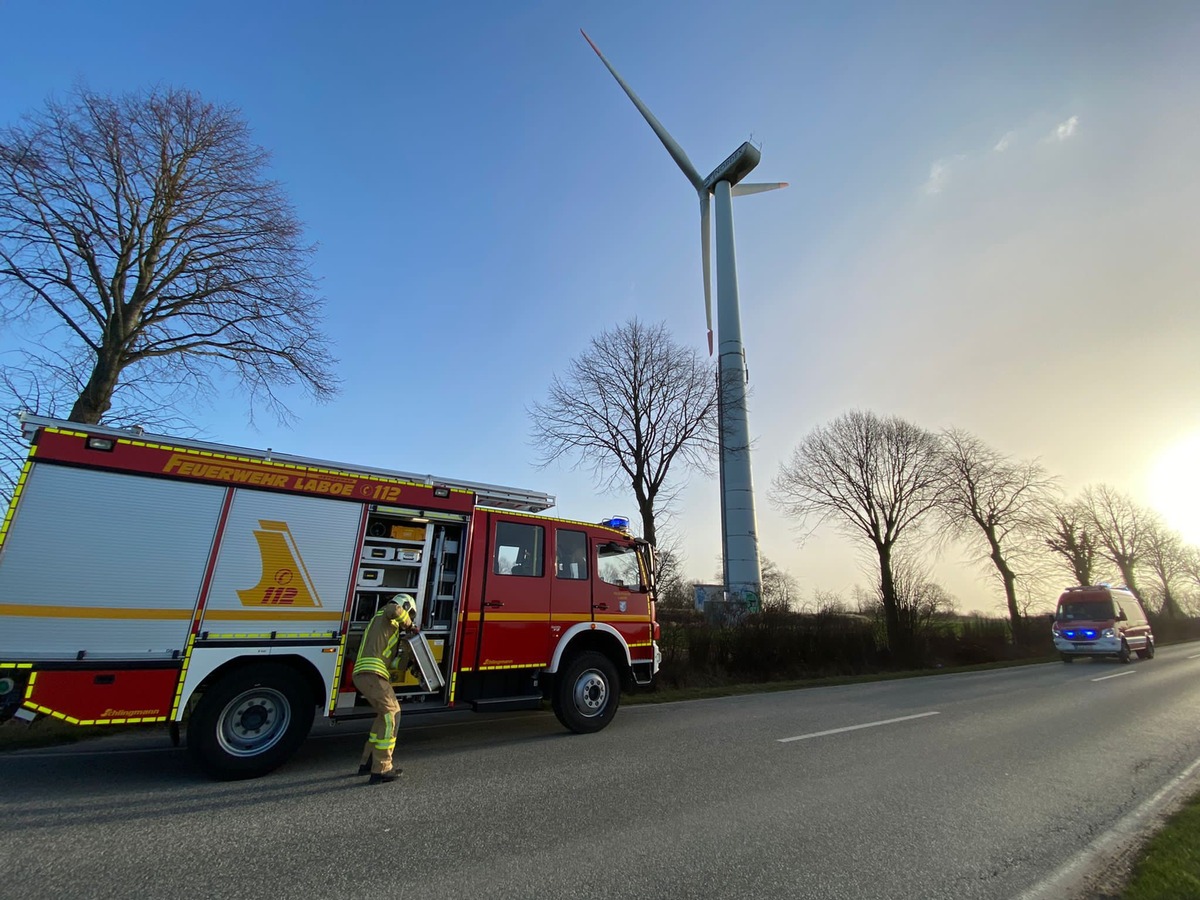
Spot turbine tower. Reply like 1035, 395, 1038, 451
582, 30, 786, 610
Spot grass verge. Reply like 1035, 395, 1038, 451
1120, 790, 1200, 899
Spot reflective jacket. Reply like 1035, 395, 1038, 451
354, 603, 413, 678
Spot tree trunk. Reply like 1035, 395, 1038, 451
1072, 557, 1092, 587
1116, 561, 1144, 606
876, 542, 905, 662
986, 528, 1024, 644
637, 497, 657, 548
68, 352, 122, 424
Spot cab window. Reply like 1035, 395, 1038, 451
494, 522, 544, 577
597, 542, 642, 589
556, 529, 589, 580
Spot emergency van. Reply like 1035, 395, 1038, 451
1051, 585, 1154, 664
0, 415, 659, 778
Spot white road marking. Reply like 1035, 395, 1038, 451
1187, 653, 1200, 659
1091, 670, 1136, 682
1017, 753, 1200, 900
777, 710, 940, 743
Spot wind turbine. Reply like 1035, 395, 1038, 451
582, 30, 786, 610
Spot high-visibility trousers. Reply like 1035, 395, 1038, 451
353, 670, 401, 774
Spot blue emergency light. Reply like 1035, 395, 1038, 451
601, 515, 631, 532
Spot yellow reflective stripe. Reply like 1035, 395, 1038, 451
329, 633, 350, 713
461, 612, 652, 624
22, 701, 166, 726
475, 663, 546, 671
354, 659, 390, 677
462, 612, 550, 623
202, 632, 337, 639
170, 634, 196, 718
0, 458, 32, 551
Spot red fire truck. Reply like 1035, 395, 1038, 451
0, 415, 660, 778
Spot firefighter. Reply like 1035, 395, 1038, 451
353, 593, 418, 784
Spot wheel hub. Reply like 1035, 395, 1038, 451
217, 687, 291, 756
573, 670, 607, 717
236, 701, 271, 734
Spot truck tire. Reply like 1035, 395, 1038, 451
1060, 653, 1075, 663
551, 651, 620, 734
1118, 641, 1132, 664
1137, 637, 1155, 660
187, 663, 315, 780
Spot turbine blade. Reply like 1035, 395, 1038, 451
700, 191, 713, 355
731, 182, 789, 196
581, 30, 705, 190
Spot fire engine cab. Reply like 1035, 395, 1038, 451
0, 415, 660, 778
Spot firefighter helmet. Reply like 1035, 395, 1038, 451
394, 594, 417, 622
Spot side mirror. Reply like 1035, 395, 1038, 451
1117, 610, 1128, 621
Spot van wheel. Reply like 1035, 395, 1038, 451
1118, 641, 1132, 664
551, 651, 620, 734
188, 663, 315, 780
1060, 653, 1075, 663
1137, 638, 1155, 660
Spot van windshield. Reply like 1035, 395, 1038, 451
1056, 599, 1115, 621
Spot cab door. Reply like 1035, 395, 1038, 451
474, 514, 551, 669
591, 537, 654, 658
550, 527, 592, 649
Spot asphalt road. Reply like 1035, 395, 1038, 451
4, 641, 1200, 900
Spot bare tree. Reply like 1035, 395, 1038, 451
760, 556, 801, 612
770, 410, 944, 660
1043, 498, 1101, 587
853, 556, 955, 655
0, 85, 337, 438
1081, 484, 1151, 604
1142, 517, 1187, 619
1179, 546, 1200, 616
938, 430, 1055, 644
891, 556, 956, 643
646, 531, 695, 610
529, 318, 717, 547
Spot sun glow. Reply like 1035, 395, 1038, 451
1147, 431, 1200, 546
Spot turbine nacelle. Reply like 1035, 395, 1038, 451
704, 142, 760, 193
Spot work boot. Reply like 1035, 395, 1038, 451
368, 767, 402, 785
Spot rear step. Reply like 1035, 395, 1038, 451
470, 695, 543, 712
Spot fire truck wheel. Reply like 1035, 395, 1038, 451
187, 663, 316, 780
1118, 641, 1132, 664
552, 651, 620, 734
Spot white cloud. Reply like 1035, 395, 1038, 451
994, 131, 1016, 152
922, 155, 966, 194
1047, 115, 1079, 142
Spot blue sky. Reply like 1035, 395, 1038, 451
3, 1, 1198, 611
